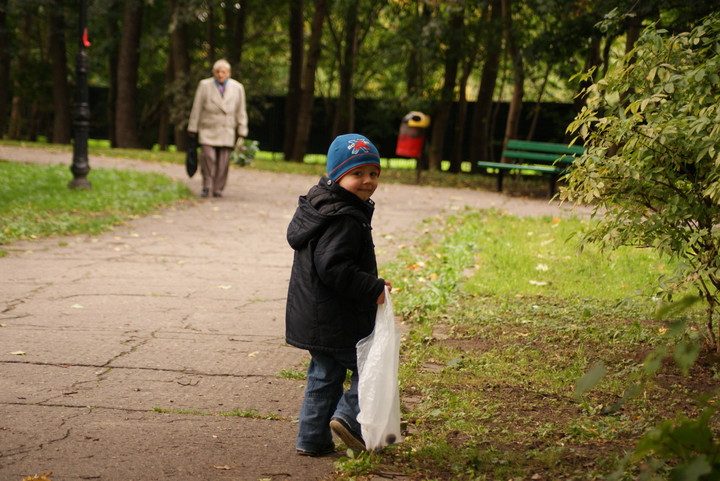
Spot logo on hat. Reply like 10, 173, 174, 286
347, 138, 370, 155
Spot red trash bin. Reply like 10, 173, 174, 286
395, 111, 430, 158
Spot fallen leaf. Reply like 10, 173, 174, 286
212, 465, 231, 470
248, 351, 259, 357
529, 280, 549, 286
22, 472, 53, 481
217, 285, 232, 290
71, 304, 84, 309
11, 351, 26, 356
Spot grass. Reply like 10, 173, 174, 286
0, 160, 192, 246
0, 138, 553, 195
340, 209, 717, 481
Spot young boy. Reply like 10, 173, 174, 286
285, 133, 390, 456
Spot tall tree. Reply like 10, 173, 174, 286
7, 11, 32, 140
448, 50, 477, 173
500, 0, 523, 158
48, 5, 71, 144
329, 0, 360, 137
427, 3, 463, 170
0, 0, 10, 138
284, 0, 303, 159
115, 0, 143, 148
167, 0, 191, 151
469, 0, 501, 167
225, 0, 247, 67
289, 0, 328, 163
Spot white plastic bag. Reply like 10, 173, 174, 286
356, 286, 402, 451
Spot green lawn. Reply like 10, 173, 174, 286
341, 210, 715, 481
0, 161, 192, 247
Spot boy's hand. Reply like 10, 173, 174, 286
377, 281, 392, 304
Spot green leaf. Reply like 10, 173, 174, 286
655, 295, 702, 320
670, 455, 712, 481
574, 362, 606, 400
643, 347, 668, 375
673, 341, 700, 376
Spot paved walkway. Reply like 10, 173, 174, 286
0, 146, 586, 481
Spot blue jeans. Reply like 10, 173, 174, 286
296, 349, 361, 452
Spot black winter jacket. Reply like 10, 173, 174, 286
285, 177, 386, 352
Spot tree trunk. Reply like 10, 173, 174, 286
207, 4, 215, 63
169, 0, 190, 151
290, 0, 327, 163
115, 0, 144, 148
157, 59, 172, 151
526, 62, 550, 141
7, 13, 32, 140
501, 0, 523, 159
226, 0, 247, 67
625, 14, 642, 55
449, 52, 477, 174
406, 2, 431, 97
0, 0, 10, 138
48, 9, 71, 144
427, 9, 463, 171
105, 1, 121, 147
332, 1, 360, 137
284, 0, 304, 159
573, 35, 601, 114
469, 0, 501, 169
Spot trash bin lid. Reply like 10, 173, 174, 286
403, 111, 431, 128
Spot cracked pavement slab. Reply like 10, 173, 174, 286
0, 146, 585, 480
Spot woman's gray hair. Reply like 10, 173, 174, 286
212, 59, 231, 73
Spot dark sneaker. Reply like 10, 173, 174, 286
200, 188, 209, 198
296, 444, 336, 457
329, 417, 365, 452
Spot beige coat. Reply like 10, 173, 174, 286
187, 77, 248, 147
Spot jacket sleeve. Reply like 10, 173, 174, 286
313, 216, 385, 304
235, 82, 249, 138
187, 81, 205, 134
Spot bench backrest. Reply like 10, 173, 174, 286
505, 139, 585, 155
503, 140, 585, 165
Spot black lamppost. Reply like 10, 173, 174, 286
69, 0, 91, 189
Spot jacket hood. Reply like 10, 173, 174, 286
287, 177, 374, 250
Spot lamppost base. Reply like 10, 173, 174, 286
68, 178, 92, 189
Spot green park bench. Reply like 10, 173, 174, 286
476, 140, 586, 196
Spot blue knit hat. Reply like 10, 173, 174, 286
326, 134, 381, 181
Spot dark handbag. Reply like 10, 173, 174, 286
186, 136, 198, 177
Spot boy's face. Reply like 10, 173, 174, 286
337, 165, 380, 201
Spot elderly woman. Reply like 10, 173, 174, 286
188, 59, 248, 198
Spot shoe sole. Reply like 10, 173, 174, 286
296, 447, 335, 457
329, 419, 366, 452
